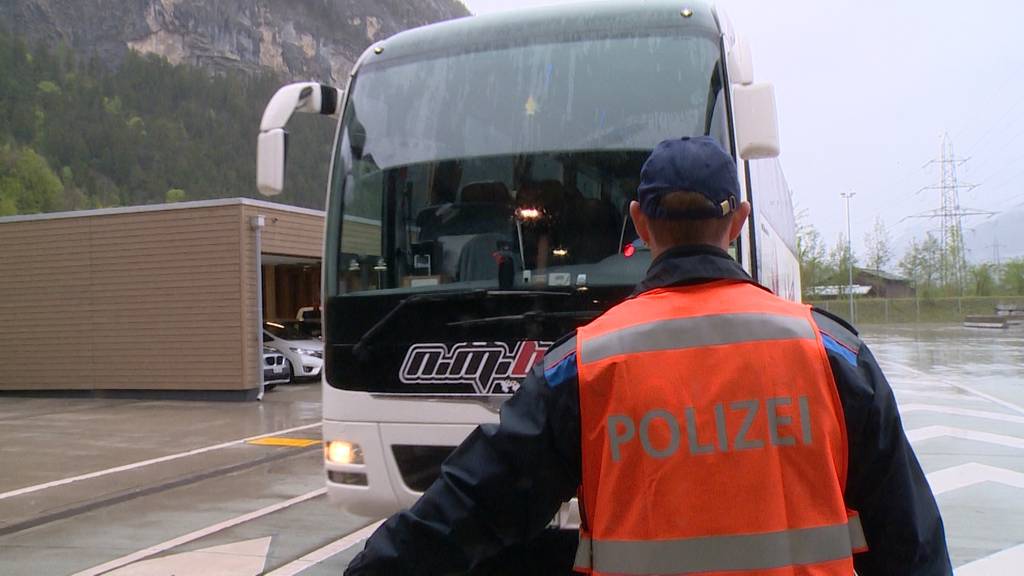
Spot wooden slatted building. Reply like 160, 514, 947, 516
0, 198, 329, 399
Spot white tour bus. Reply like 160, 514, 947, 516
256, 0, 800, 528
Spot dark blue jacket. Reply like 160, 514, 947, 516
345, 245, 952, 575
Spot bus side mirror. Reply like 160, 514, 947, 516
257, 82, 343, 197
257, 129, 288, 196
732, 82, 780, 160
727, 37, 754, 86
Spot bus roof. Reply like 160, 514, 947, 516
364, 0, 720, 67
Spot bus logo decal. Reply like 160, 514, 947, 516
399, 341, 550, 394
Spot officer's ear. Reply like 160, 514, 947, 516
629, 201, 654, 247
728, 201, 752, 243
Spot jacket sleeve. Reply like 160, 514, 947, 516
814, 311, 953, 575
343, 336, 582, 576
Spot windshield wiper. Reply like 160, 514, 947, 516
352, 289, 578, 354
447, 309, 600, 328
352, 290, 487, 356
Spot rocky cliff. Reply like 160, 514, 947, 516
1, 0, 470, 84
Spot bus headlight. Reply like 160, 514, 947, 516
325, 440, 364, 465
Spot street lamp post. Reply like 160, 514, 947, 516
840, 191, 856, 322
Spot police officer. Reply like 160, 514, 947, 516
344, 137, 952, 575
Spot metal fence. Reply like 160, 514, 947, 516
807, 296, 1024, 324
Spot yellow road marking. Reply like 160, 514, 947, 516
246, 437, 321, 448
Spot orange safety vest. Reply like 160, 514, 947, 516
572, 280, 866, 575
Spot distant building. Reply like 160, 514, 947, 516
806, 284, 873, 299
0, 198, 324, 399
853, 268, 916, 298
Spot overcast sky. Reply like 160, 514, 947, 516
460, 0, 1024, 257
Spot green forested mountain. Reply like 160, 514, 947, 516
0, 29, 336, 216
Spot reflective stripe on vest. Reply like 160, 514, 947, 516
580, 312, 817, 365
574, 281, 858, 575
574, 517, 867, 574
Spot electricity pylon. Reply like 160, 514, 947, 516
906, 133, 994, 294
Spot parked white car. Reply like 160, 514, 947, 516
262, 347, 291, 389
263, 320, 324, 382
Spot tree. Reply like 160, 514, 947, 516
0, 193, 16, 216
59, 166, 89, 211
899, 233, 943, 297
795, 211, 834, 297
165, 188, 186, 203
970, 263, 996, 297
827, 233, 858, 287
863, 216, 893, 273
0, 144, 64, 215
1003, 258, 1024, 296
899, 239, 921, 285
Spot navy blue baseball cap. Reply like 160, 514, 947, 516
637, 136, 740, 220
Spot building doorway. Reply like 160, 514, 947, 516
262, 254, 321, 322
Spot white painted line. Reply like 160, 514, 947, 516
103, 536, 272, 576
895, 389, 987, 402
900, 404, 1024, 425
949, 383, 1024, 417
956, 542, 1024, 575
908, 426, 1024, 450
0, 423, 320, 502
71, 488, 327, 576
927, 463, 1024, 496
264, 519, 386, 576
880, 360, 956, 384
881, 359, 1024, 416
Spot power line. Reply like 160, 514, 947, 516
978, 161, 1024, 197
957, 125, 1024, 181
958, 89, 1024, 160
948, 74, 1016, 146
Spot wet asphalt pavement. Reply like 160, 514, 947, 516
0, 324, 1022, 574
861, 323, 1024, 572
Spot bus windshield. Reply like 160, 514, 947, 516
328, 31, 727, 297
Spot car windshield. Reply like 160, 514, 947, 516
264, 321, 320, 340
328, 31, 727, 296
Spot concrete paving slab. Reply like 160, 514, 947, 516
0, 450, 327, 575
939, 483, 1024, 565
0, 440, 326, 537
0, 384, 321, 492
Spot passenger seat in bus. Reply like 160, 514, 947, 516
456, 232, 519, 282
454, 182, 516, 281
459, 181, 511, 205
413, 182, 515, 282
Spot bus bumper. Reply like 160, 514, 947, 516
323, 419, 477, 518
322, 419, 580, 529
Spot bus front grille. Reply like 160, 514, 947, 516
391, 445, 456, 492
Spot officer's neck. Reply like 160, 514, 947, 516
648, 239, 730, 263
